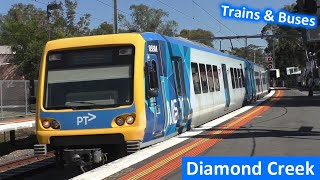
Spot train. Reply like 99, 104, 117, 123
33, 32, 269, 170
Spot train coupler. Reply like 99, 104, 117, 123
63, 148, 107, 172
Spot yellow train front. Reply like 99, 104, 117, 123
34, 34, 149, 169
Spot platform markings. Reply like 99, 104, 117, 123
72, 90, 277, 180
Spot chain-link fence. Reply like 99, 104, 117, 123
0, 80, 37, 120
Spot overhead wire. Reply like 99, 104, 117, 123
192, 0, 243, 46
96, 0, 130, 16
155, 0, 223, 36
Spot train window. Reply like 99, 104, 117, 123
191, 63, 201, 94
262, 73, 266, 84
206, 64, 215, 92
199, 64, 208, 93
212, 65, 220, 91
237, 69, 242, 88
241, 69, 245, 87
230, 68, 235, 89
234, 68, 239, 88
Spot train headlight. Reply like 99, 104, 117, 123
51, 120, 61, 129
115, 117, 125, 126
126, 115, 135, 125
42, 120, 51, 129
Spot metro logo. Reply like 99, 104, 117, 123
76, 113, 96, 126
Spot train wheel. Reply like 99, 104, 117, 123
186, 120, 192, 131
178, 126, 184, 134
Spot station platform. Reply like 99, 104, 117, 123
73, 88, 320, 179
0, 117, 35, 133
0, 117, 34, 125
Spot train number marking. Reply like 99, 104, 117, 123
148, 45, 158, 53
76, 113, 96, 125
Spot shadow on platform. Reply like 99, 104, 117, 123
261, 95, 320, 107
183, 127, 320, 141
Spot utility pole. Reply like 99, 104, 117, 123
272, 38, 276, 68
245, 38, 248, 59
113, 0, 118, 34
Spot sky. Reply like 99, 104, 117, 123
0, 0, 296, 50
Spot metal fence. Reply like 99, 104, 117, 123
0, 80, 37, 120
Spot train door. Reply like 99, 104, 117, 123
171, 56, 189, 132
260, 72, 263, 93
244, 62, 252, 102
250, 65, 256, 100
145, 54, 166, 137
221, 64, 230, 108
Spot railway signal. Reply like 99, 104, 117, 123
267, 57, 273, 62
267, 64, 273, 69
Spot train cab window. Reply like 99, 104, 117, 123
199, 64, 208, 93
191, 63, 201, 94
172, 60, 182, 96
230, 68, 235, 89
237, 69, 242, 88
206, 64, 215, 92
145, 61, 159, 96
212, 65, 220, 91
150, 61, 159, 89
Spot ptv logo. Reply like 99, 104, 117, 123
76, 113, 96, 125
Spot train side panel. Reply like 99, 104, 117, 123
189, 49, 246, 127
141, 35, 193, 144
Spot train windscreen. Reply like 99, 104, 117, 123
44, 45, 134, 110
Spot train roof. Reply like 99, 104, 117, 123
141, 33, 245, 61
45, 32, 265, 69
141, 32, 265, 69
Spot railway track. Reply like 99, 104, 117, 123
0, 152, 55, 179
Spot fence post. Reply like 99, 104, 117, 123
25, 80, 28, 115
0, 81, 3, 120
10, 130, 15, 145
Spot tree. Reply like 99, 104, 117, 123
261, 4, 304, 79
0, 1, 92, 79
49, 0, 91, 38
0, 3, 47, 79
179, 29, 214, 47
91, 22, 113, 35
119, 4, 178, 36
231, 44, 267, 66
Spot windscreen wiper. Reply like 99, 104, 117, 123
68, 101, 121, 108
46, 105, 78, 110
